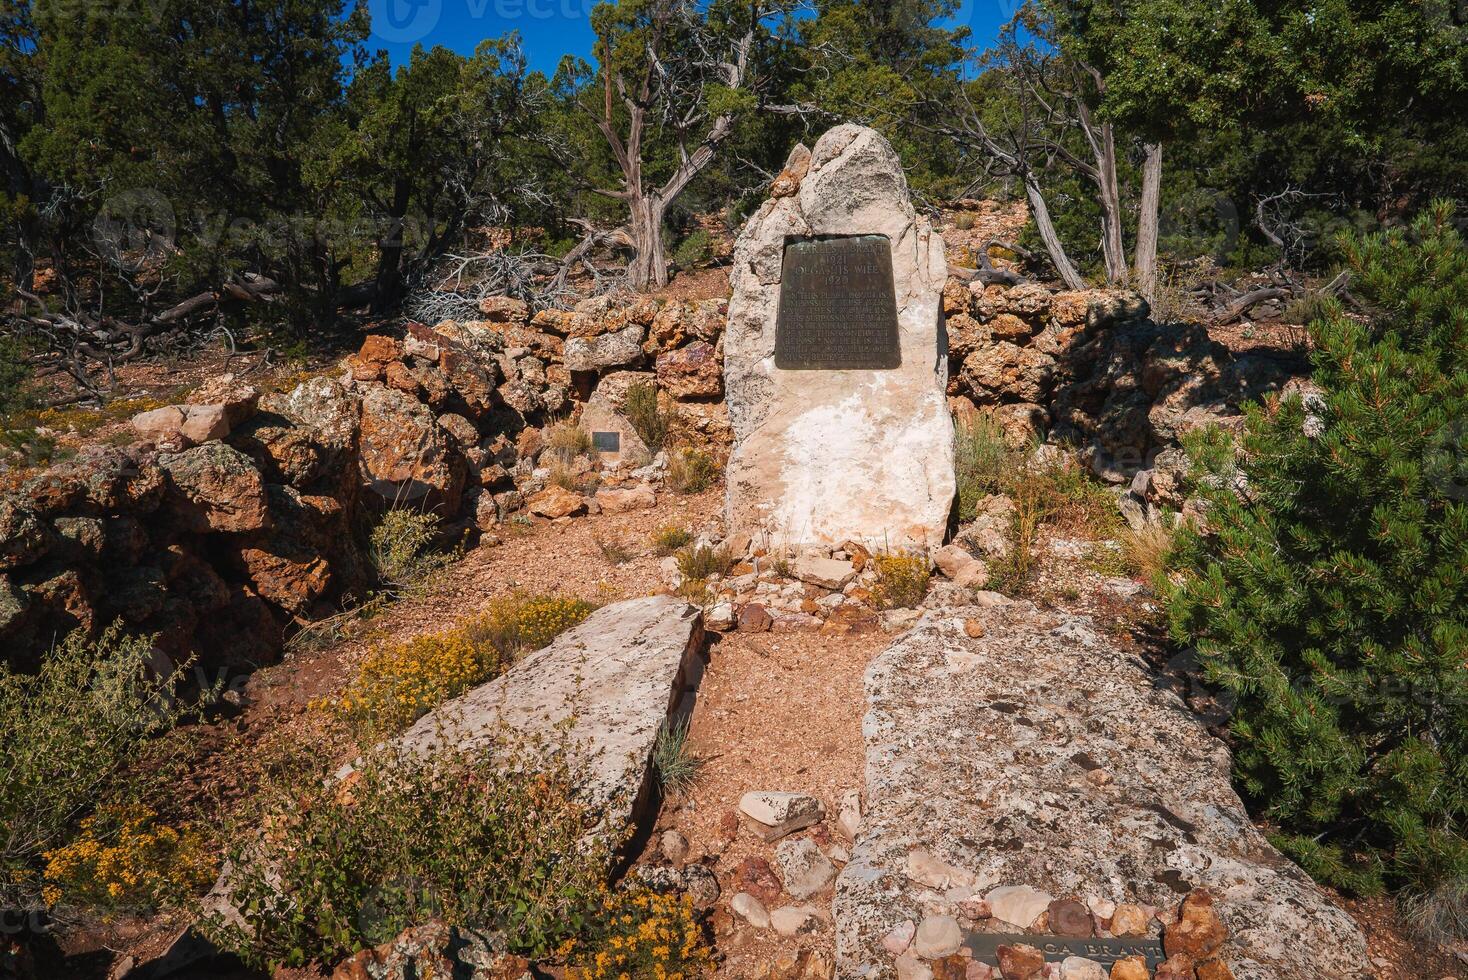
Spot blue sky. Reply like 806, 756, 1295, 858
363, 0, 1019, 76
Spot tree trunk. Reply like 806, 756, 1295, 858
1094, 122, 1128, 286
1023, 175, 1086, 291
627, 194, 668, 290
1133, 141, 1163, 301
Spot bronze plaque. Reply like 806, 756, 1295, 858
591, 430, 621, 453
774, 235, 900, 370
962, 933, 1166, 970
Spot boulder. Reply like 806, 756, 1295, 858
724, 125, 954, 550
656, 340, 722, 400
526, 485, 584, 519
792, 556, 857, 590
477, 295, 529, 322
131, 406, 191, 452
960, 342, 1056, 404
362, 595, 704, 833
931, 544, 987, 588
157, 443, 270, 533
0, 501, 54, 571
594, 485, 656, 514
564, 325, 645, 372
187, 374, 260, 427
357, 384, 465, 513
833, 605, 1369, 979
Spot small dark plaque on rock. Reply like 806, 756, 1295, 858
591, 431, 620, 453
774, 235, 900, 370
963, 932, 1166, 970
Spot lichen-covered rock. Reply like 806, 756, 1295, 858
564, 324, 646, 372
960, 342, 1056, 404
657, 341, 723, 400
0, 501, 54, 571
834, 604, 1369, 980
357, 384, 465, 513
330, 918, 528, 980
158, 443, 270, 533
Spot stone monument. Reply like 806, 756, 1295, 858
724, 125, 954, 549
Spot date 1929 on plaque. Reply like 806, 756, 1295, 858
774, 235, 901, 370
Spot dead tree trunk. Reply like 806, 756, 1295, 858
1133, 141, 1163, 300
627, 195, 670, 289
1023, 175, 1086, 291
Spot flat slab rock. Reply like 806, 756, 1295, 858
833, 604, 1368, 980
362, 594, 704, 831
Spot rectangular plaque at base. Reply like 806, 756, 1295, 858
962, 932, 1166, 970
774, 235, 901, 370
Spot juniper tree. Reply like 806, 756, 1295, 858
1166, 203, 1468, 895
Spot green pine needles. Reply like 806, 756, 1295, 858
1166, 203, 1468, 899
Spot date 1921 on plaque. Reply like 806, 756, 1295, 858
774, 235, 901, 370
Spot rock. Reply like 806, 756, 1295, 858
912, 915, 961, 959
132, 405, 191, 451
158, 443, 270, 533
527, 485, 585, 519
895, 954, 934, 980
741, 791, 824, 827
882, 919, 915, 955
1164, 889, 1227, 961
660, 829, 689, 866
906, 849, 976, 891
579, 387, 651, 465
932, 544, 987, 588
994, 943, 1044, 980
738, 602, 774, 632
357, 596, 703, 835
263, 377, 359, 461
564, 324, 645, 372
1107, 957, 1148, 980
770, 142, 812, 197
1058, 958, 1106, 980
1108, 903, 1148, 937
188, 374, 260, 427
478, 295, 529, 321
831, 606, 1369, 980
770, 904, 820, 937
774, 837, 836, 899
682, 863, 721, 909
960, 342, 1056, 404
837, 789, 862, 840
792, 556, 857, 590
1153, 953, 1194, 980
594, 485, 656, 514
731, 892, 771, 928
436, 412, 479, 448
705, 601, 736, 631
656, 340, 722, 400
735, 856, 784, 904
1086, 291, 1150, 330
1194, 959, 1235, 980
724, 125, 954, 550
330, 919, 526, 980
983, 886, 1054, 929
0, 502, 54, 571
1048, 898, 1094, 937
357, 384, 464, 513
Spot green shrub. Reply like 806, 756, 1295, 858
202, 738, 612, 968
650, 524, 692, 555
370, 509, 452, 593
623, 381, 670, 453
1166, 204, 1468, 897
671, 228, 713, 269
0, 333, 35, 419
667, 447, 719, 494
0, 623, 199, 910
954, 414, 1011, 522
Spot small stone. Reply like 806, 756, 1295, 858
995, 943, 1044, 980
1195, 959, 1235, 980
913, 915, 962, 959
1107, 956, 1148, 980
734, 856, 783, 904
791, 556, 857, 589
1084, 768, 1113, 787
966, 963, 996, 980
706, 601, 736, 631
986, 885, 1054, 929
837, 789, 862, 840
882, 919, 916, 955
1154, 953, 1194, 980
1048, 898, 1093, 938
825, 843, 850, 864
896, 954, 935, 980
803, 951, 834, 980
958, 897, 992, 920
931, 954, 972, 980
963, 618, 985, 638
660, 829, 689, 866
739, 603, 774, 632
769, 904, 819, 937
740, 791, 823, 827
773, 837, 835, 899
527, 484, 584, 518
1164, 889, 1227, 961
1108, 903, 1148, 937
933, 544, 988, 588
907, 849, 977, 890
1058, 958, 1106, 980
681, 864, 720, 908
730, 892, 770, 928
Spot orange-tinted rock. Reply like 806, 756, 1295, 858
1195, 958, 1235, 980
995, 943, 1044, 979
1164, 889, 1227, 962
1107, 956, 1148, 980
1154, 953, 1194, 980
526, 484, 584, 519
